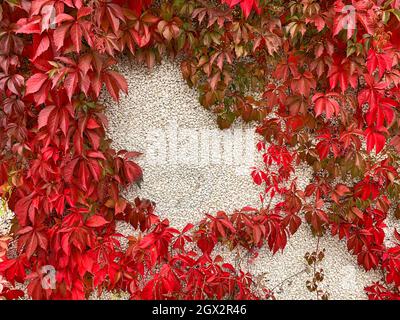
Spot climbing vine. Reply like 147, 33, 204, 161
0, 0, 400, 300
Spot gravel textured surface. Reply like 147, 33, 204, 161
104, 59, 262, 228
103, 59, 383, 300
0, 200, 13, 237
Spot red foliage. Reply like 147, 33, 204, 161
0, 0, 400, 300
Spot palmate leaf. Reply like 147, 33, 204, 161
364, 126, 388, 154
102, 70, 128, 101
85, 215, 109, 228
25, 72, 48, 95
367, 48, 393, 79
222, 0, 260, 18
290, 71, 316, 97
312, 92, 341, 119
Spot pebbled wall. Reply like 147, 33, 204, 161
103, 59, 382, 300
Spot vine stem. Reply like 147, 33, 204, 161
270, 268, 307, 294
313, 236, 321, 300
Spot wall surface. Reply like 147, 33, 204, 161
103, 59, 384, 300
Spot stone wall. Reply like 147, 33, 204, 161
103, 59, 382, 300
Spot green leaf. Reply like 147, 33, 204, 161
346, 45, 356, 57
177, 33, 186, 51
382, 11, 390, 24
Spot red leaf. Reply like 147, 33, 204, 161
17, 17, 41, 34
53, 23, 71, 50
14, 196, 33, 226
367, 48, 393, 79
103, 70, 128, 101
328, 58, 358, 93
64, 157, 79, 183
38, 105, 56, 130
25, 234, 38, 260
70, 23, 82, 53
77, 7, 93, 20
2, 289, 25, 300
64, 72, 78, 101
290, 71, 316, 97
128, 0, 152, 16
124, 161, 143, 184
312, 92, 341, 119
394, 229, 400, 243
87, 150, 106, 160
223, 0, 260, 18
25, 73, 48, 96
182, 223, 194, 234
86, 215, 109, 228
364, 126, 387, 154
32, 35, 50, 61
351, 207, 364, 220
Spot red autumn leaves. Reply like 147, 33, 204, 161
223, 0, 260, 18
1, 0, 400, 301
312, 92, 341, 119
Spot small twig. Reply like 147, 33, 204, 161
271, 268, 307, 293
265, 194, 273, 210
313, 236, 321, 300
